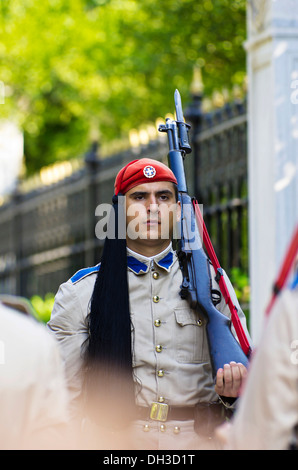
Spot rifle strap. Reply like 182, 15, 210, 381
265, 225, 298, 316
192, 199, 251, 357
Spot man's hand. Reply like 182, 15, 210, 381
215, 361, 247, 398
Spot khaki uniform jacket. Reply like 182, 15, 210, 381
48, 244, 250, 414
225, 279, 298, 450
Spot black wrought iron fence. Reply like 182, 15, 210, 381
195, 99, 248, 273
0, 95, 248, 301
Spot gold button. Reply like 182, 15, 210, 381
158, 396, 165, 403
197, 319, 203, 326
156, 344, 163, 353
160, 424, 166, 432
153, 295, 160, 303
173, 426, 180, 434
154, 319, 161, 327
143, 424, 150, 432
153, 272, 159, 279
157, 369, 164, 377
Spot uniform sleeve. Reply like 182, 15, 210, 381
0, 305, 71, 449
47, 281, 89, 412
225, 289, 298, 449
24, 330, 71, 449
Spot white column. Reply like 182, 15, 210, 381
0, 121, 24, 196
246, 0, 298, 342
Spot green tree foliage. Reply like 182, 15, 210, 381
229, 267, 250, 305
229, 266, 250, 327
30, 293, 55, 323
0, 0, 246, 174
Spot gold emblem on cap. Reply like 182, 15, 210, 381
143, 165, 156, 178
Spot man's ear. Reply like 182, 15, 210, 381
172, 201, 182, 241
176, 200, 181, 223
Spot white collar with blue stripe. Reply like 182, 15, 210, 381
70, 244, 175, 283
127, 243, 175, 275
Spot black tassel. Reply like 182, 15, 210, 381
84, 195, 135, 425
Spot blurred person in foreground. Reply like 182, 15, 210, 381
48, 158, 251, 450
216, 270, 298, 450
0, 296, 70, 449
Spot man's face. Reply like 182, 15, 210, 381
125, 181, 181, 245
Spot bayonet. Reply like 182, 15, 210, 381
174, 89, 184, 122
174, 89, 192, 155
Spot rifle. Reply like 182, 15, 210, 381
158, 89, 251, 376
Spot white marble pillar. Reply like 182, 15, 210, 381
246, 0, 298, 342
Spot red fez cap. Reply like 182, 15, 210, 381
114, 158, 177, 195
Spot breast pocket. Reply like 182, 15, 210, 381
174, 308, 209, 363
